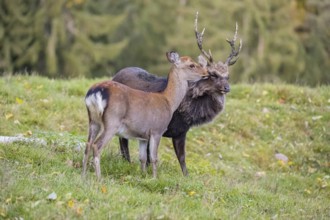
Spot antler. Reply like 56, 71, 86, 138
194, 11, 213, 63
225, 22, 242, 66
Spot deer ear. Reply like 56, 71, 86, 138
198, 55, 208, 67
166, 51, 180, 65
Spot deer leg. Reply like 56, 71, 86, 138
119, 137, 131, 162
92, 123, 118, 180
172, 132, 188, 176
92, 144, 101, 180
139, 140, 148, 173
149, 135, 161, 178
146, 141, 151, 166
82, 142, 91, 177
82, 122, 101, 177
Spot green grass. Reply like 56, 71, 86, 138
0, 75, 329, 219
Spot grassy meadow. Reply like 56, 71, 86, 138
0, 75, 329, 219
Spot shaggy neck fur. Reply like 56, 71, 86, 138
178, 87, 226, 126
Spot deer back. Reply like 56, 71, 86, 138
112, 67, 167, 92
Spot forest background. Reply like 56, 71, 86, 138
0, 0, 329, 86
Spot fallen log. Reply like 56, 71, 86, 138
0, 136, 47, 146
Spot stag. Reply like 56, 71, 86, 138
83, 52, 208, 179
112, 13, 242, 176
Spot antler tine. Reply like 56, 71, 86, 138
194, 11, 213, 63
225, 22, 242, 66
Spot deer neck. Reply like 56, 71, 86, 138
162, 68, 189, 114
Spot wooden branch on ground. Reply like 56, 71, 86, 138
0, 136, 47, 146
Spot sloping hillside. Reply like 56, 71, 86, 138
0, 75, 329, 219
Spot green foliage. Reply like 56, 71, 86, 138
165, 0, 330, 85
294, 0, 330, 85
0, 1, 329, 85
0, 0, 330, 86
104, 1, 178, 74
0, 75, 329, 219
0, 0, 127, 77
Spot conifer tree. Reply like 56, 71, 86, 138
0, 0, 328, 84
0, 0, 127, 77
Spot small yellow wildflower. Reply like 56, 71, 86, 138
68, 200, 75, 208
188, 191, 196, 196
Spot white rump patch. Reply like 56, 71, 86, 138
85, 91, 107, 118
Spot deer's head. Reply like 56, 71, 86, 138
166, 51, 209, 82
192, 12, 242, 97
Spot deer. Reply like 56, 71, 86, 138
82, 51, 209, 179
112, 12, 242, 176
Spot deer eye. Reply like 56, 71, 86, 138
210, 72, 218, 78
189, 64, 196, 68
